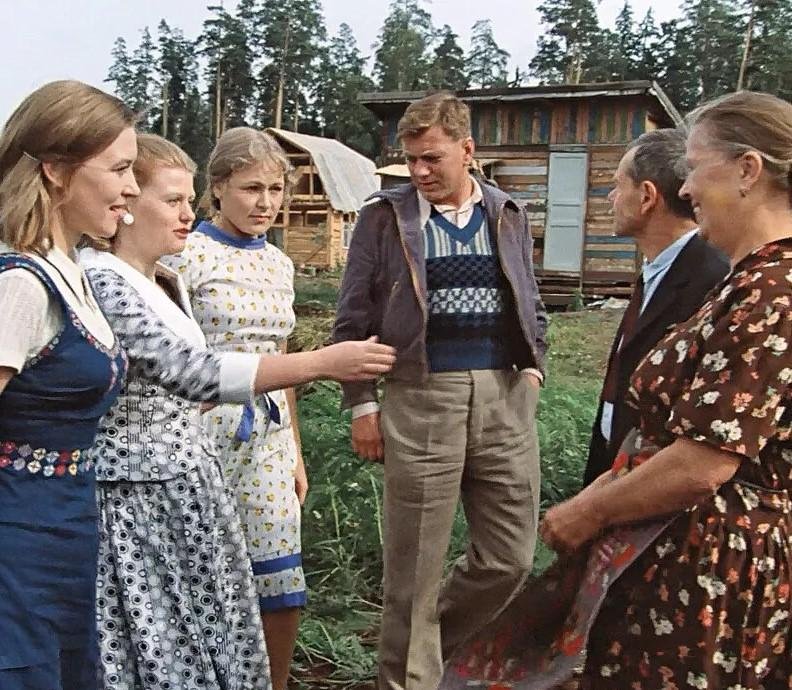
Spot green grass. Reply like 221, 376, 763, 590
288, 275, 619, 688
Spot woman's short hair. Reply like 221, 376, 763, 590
397, 91, 472, 142
199, 127, 296, 215
134, 132, 196, 189
0, 80, 137, 253
687, 91, 792, 203
626, 128, 695, 221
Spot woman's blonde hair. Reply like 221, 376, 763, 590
687, 91, 792, 203
0, 80, 137, 253
87, 133, 197, 251
199, 127, 297, 215
134, 132, 196, 188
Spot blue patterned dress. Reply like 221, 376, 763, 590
0, 254, 126, 690
82, 250, 271, 690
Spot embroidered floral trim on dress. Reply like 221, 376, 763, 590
0, 440, 93, 477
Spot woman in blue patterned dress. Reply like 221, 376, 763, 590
82, 133, 395, 689
0, 81, 138, 690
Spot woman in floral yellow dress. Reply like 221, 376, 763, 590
165, 128, 307, 690
442, 91, 791, 690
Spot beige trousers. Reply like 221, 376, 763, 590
378, 370, 541, 690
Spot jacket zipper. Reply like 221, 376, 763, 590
496, 202, 541, 368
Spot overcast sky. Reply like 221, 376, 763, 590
0, 0, 682, 123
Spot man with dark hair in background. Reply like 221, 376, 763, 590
584, 128, 730, 486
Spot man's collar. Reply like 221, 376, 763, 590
417, 176, 482, 228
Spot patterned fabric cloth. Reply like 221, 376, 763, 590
164, 222, 307, 611
84, 254, 270, 690
425, 206, 526, 373
441, 240, 792, 690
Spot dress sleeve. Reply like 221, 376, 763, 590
665, 286, 792, 460
0, 269, 61, 371
87, 267, 256, 404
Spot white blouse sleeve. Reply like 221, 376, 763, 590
0, 269, 62, 371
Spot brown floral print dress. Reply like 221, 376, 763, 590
582, 239, 792, 689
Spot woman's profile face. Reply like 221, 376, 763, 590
59, 126, 140, 241
678, 124, 743, 252
123, 165, 196, 260
213, 162, 285, 239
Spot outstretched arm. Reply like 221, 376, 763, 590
89, 268, 395, 404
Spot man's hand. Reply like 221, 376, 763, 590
351, 412, 384, 463
523, 371, 542, 389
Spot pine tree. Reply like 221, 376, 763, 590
466, 19, 510, 88
373, 0, 435, 91
739, 0, 792, 98
653, 19, 699, 111
635, 9, 662, 80
313, 23, 378, 155
679, 0, 743, 102
529, 0, 611, 84
106, 38, 134, 100
110, 27, 158, 129
611, 1, 642, 80
178, 87, 214, 181
252, 0, 326, 131
429, 25, 468, 90
199, 4, 257, 137
152, 20, 198, 140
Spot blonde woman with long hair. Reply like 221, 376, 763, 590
0, 80, 137, 690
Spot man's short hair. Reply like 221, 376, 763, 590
397, 92, 472, 142
625, 128, 695, 221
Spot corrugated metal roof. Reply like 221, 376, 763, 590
267, 128, 379, 212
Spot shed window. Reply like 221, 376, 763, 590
305, 211, 325, 226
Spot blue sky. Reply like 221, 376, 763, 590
0, 0, 681, 122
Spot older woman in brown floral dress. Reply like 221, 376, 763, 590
441, 91, 792, 690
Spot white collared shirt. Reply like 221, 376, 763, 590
0, 243, 115, 371
599, 229, 699, 442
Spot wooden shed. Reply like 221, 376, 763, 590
266, 128, 379, 269
359, 81, 683, 304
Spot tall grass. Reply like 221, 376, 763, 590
293, 372, 600, 687
288, 272, 619, 686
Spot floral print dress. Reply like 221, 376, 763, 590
582, 240, 792, 689
440, 241, 791, 690
164, 222, 307, 612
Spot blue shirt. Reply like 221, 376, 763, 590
600, 229, 698, 442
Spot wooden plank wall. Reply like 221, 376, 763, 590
472, 97, 648, 147
584, 146, 639, 276
380, 96, 650, 152
490, 154, 549, 266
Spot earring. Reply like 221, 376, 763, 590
739, 188, 748, 197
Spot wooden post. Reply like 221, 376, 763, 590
274, 16, 291, 130
161, 79, 169, 138
737, 0, 757, 91
214, 62, 222, 141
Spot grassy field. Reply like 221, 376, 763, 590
288, 272, 620, 688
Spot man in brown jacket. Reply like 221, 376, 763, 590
332, 93, 548, 690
